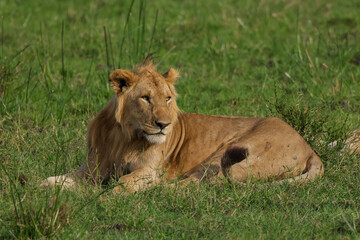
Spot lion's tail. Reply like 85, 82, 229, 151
277, 152, 324, 184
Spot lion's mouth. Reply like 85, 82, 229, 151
143, 130, 165, 136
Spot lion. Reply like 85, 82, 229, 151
42, 57, 324, 193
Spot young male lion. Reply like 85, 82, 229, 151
42, 57, 324, 193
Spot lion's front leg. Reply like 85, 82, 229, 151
112, 167, 158, 194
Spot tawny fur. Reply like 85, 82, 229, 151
42, 58, 325, 193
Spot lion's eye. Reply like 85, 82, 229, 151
166, 96, 171, 102
141, 96, 151, 103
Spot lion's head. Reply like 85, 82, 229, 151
109, 58, 180, 144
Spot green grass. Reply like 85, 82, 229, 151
1, 0, 360, 238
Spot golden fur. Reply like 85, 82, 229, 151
42, 58, 324, 192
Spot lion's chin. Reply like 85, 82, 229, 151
145, 134, 166, 144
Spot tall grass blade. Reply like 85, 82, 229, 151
148, 9, 158, 54
136, 0, 145, 58
9, 44, 30, 62
103, 26, 110, 75
141, 0, 146, 58
108, 31, 115, 70
61, 20, 66, 84
85, 49, 95, 85
119, 0, 135, 67
25, 66, 32, 104
1, 16, 3, 61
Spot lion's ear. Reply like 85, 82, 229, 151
163, 68, 179, 84
109, 69, 136, 94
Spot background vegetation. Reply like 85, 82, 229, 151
1, 0, 359, 238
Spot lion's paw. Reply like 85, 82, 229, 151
40, 175, 76, 189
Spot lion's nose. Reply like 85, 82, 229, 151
155, 121, 171, 130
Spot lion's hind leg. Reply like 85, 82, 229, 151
221, 144, 324, 184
